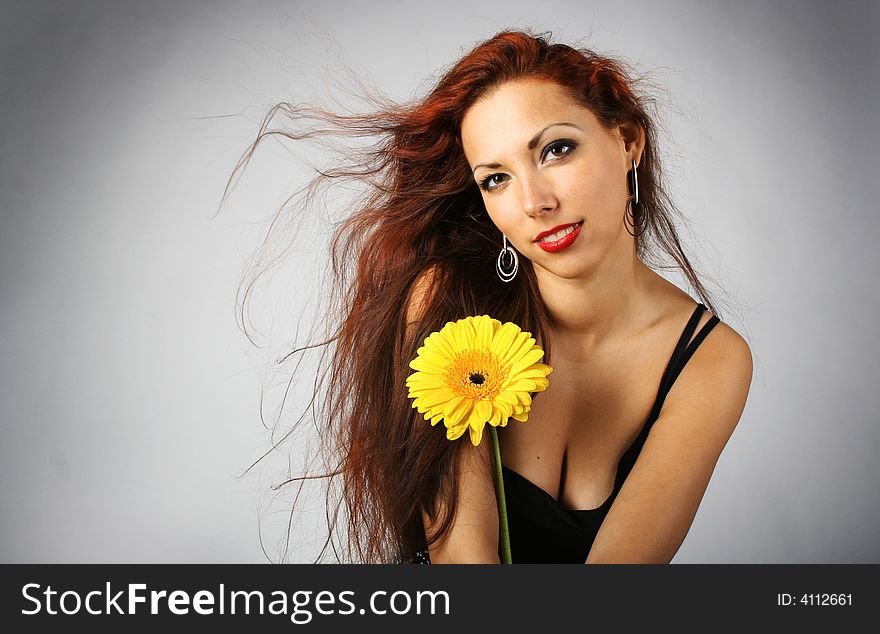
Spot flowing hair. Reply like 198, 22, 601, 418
223, 29, 720, 563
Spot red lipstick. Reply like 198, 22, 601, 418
535, 220, 584, 253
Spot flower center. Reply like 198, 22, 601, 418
443, 349, 510, 399
469, 372, 486, 385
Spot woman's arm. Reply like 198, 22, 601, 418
406, 265, 502, 564
586, 322, 753, 564
422, 440, 502, 563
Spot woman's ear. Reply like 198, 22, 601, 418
616, 119, 646, 167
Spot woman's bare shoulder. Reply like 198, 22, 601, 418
664, 297, 753, 428
406, 264, 442, 327
647, 286, 753, 404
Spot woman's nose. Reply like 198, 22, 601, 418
519, 175, 558, 218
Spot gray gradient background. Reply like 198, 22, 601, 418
1, 0, 877, 563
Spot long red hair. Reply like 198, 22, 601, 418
224, 29, 719, 563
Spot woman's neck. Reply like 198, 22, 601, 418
534, 251, 658, 361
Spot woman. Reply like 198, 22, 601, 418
230, 29, 752, 564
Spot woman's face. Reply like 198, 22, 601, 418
460, 77, 643, 280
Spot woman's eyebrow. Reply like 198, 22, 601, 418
526, 122, 582, 150
472, 122, 583, 173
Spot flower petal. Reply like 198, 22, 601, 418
409, 356, 446, 374
406, 374, 450, 390
446, 422, 468, 441
428, 330, 458, 358
495, 391, 519, 406
469, 423, 485, 446
531, 378, 550, 392
473, 315, 495, 351
510, 410, 530, 422
473, 399, 492, 426
515, 392, 532, 405
502, 332, 535, 365
439, 321, 463, 353
516, 364, 553, 379
441, 395, 466, 420
494, 400, 513, 419
415, 388, 455, 411
488, 405, 504, 427
509, 347, 545, 376
458, 318, 477, 348
445, 396, 473, 428
505, 378, 537, 392
490, 322, 520, 357
415, 346, 450, 369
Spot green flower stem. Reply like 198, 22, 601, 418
489, 425, 511, 564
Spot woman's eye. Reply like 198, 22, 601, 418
543, 140, 576, 162
479, 174, 506, 191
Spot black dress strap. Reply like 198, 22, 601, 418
648, 303, 720, 421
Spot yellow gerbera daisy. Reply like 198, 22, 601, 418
406, 315, 553, 446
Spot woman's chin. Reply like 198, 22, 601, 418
533, 260, 595, 281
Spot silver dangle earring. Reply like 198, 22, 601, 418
625, 158, 648, 237
496, 233, 519, 282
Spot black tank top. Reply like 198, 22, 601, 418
410, 302, 720, 564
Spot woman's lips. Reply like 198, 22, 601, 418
536, 220, 584, 253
